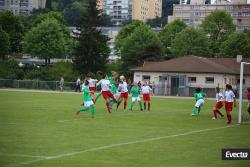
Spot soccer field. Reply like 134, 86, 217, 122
0, 90, 249, 167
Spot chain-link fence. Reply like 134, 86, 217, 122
0, 79, 76, 91
0, 79, 247, 98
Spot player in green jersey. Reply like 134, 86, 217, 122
129, 82, 143, 111
76, 80, 97, 118
191, 87, 206, 116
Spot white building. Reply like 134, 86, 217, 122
131, 56, 250, 97
99, 0, 132, 26
0, 0, 46, 15
169, 2, 250, 31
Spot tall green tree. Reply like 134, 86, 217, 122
24, 18, 72, 65
220, 31, 250, 57
121, 24, 163, 71
73, 0, 110, 75
171, 27, 210, 57
158, 19, 187, 57
0, 27, 10, 60
0, 11, 24, 54
201, 10, 235, 57
63, 1, 87, 26
33, 11, 65, 26
115, 20, 145, 52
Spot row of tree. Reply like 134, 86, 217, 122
1, 0, 250, 81
114, 10, 250, 73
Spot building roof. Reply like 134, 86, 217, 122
131, 55, 250, 75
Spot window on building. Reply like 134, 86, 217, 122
136, 75, 141, 78
143, 75, 150, 81
188, 77, 196, 83
237, 79, 245, 85
205, 77, 214, 84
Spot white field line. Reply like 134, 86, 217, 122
0, 153, 47, 158
5, 125, 236, 167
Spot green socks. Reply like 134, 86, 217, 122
95, 93, 102, 102
192, 107, 197, 115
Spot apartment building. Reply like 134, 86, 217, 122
132, 0, 162, 21
169, 1, 250, 31
97, 0, 132, 25
0, 0, 46, 15
98, 0, 162, 24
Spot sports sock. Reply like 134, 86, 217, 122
95, 93, 102, 103
139, 101, 142, 110
106, 102, 111, 110
217, 110, 223, 117
148, 102, 150, 111
227, 114, 232, 123
144, 102, 146, 110
92, 98, 95, 104
124, 101, 127, 110
117, 101, 121, 109
213, 109, 217, 118
192, 107, 197, 115
80, 106, 90, 112
130, 102, 134, 110
90, 105, 96, 117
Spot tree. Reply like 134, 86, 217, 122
24, 18, 72, 65
120, 24, 164, 71
171, 27, 210, 57
33, 11, 66, 26
63, 1, 87, 26
50, 62, 76, 81
0, 59, 24, 79
0, 28, 10, 60
0, 11, 24, 54
146, 16, 167, 28
201, 10, 235, 56
115, 20, 145, 52
158, 19, 187, 57
220, 31, 250, 58
73, 0, 110, 75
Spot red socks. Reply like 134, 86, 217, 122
213, 109, 224, 118
227, 114, 232, 123
124, 101, 127, 110
106, 102, 111, 110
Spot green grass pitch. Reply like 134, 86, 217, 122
0, 90, 250, 167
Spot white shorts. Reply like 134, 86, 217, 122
195, 99, 205, 108
84, 101, 94, 107
132, 97, 141, 102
